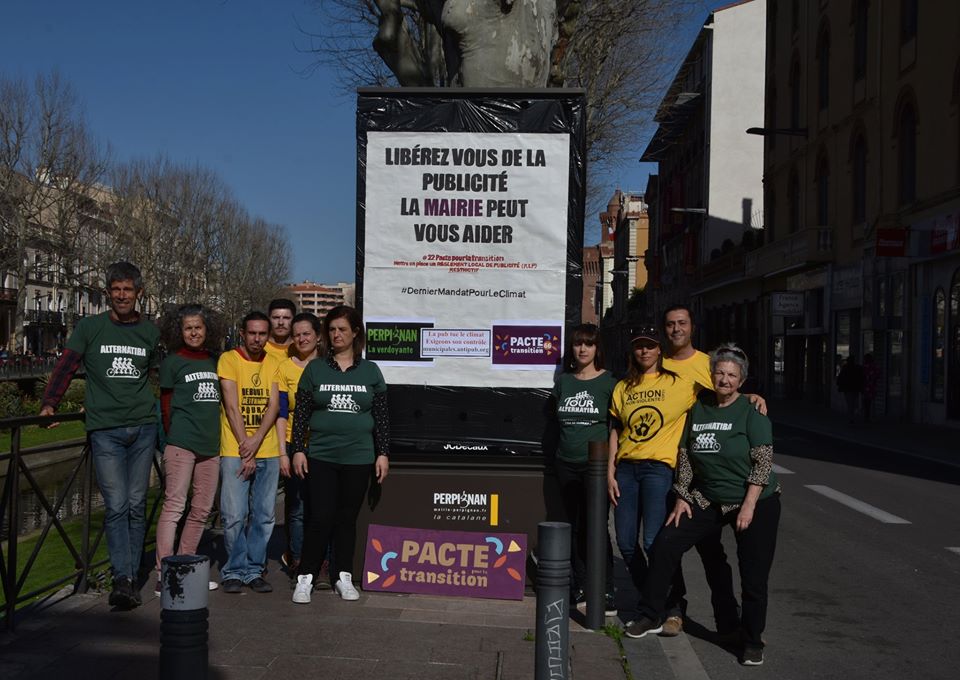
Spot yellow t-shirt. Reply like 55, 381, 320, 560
663, 350, 713, 394
264, 340, 292, 362
274, 357, 307, 443
609, 372, 698, 468
218, 349, 281, 458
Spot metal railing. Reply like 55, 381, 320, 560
1, 413, 163, 631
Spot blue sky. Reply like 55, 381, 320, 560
1, 0, 716, 284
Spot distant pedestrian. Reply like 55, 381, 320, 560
154, 304, 224, 596
836, 356, 865, 423
861, 353, 880, 422
40, 262, 160, 609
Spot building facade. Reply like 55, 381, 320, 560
286, 281, 356, 318
756, 0, 960, 424
643, 0, 767, 382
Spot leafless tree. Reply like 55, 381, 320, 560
301, 0, 698, 179
0, 72, 110, 349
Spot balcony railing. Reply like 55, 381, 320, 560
744, 227, 834, 278
24, 309, 63, 325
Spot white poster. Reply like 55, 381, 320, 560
363, 131, 570, 388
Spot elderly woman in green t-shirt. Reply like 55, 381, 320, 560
623, 343, 782, 668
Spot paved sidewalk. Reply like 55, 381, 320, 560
767, 397, 959, 468
0, 569, 627, 680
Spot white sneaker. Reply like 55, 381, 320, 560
334, 571, 360, 601
292, 574, 313, 604
208, 581, 219, 591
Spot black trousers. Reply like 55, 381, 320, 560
670, 518, 742, 632
554, 458, 615, 594
639, 494, 781, 646
298, 459, 372, 582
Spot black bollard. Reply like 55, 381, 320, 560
585, 440, 609, 630
159, 555, 210, 680
535, 521, 571, 680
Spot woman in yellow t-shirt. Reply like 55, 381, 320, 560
275, 313, 322, 576
607, 324, 697, 608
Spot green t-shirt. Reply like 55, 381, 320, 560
553, 371, 616, 462
65, 312, 160, 432
159, 351, 221, 456
684, 394, 778, 505
297, 358, 386, 464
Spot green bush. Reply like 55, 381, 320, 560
0, 382, 24, 420
63, 379, 86, 405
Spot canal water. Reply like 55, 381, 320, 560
0, 453, 161, 540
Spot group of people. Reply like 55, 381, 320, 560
551, 306, 781, 667
41, 261, 389, 610
836, 353, 880, 423
39, 259, 780, 665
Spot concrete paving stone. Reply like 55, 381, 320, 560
398, 608, 492, 626
266, 654, 378, 679
372, 658, 480, 680
241, 629, 343, 657
207, 665, 268, 680
333, 628, 434, 662
479, 612, 538, 629
427, 648, 498, 669
208, 639, 279, 668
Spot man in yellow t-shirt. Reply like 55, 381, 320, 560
264, 298, 296, 361
218, 311, 285, 594
655, 305, 749, 638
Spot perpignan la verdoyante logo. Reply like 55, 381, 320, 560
363, 525, 527, 600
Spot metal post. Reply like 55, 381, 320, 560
159, 555, 210, 680
585, 440, 609, 630
4, 425, 22, 631
78, 440, 93, 593
535, 521, 570, 680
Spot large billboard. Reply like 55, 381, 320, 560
357, 89, 586, 455
363, 131, 569, 387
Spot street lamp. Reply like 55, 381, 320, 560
670, 207, 707, 214
745, 127, 808, 138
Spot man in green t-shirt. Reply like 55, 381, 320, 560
41, 262, 160, 610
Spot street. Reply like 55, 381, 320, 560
622, 425, 960, 680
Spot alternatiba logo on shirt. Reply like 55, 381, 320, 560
328, 393, 361, 413
558, 389, 599, 414
106, 356, 141, 379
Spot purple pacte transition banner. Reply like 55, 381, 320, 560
363, 524, 527, 600
491, 325, 562, 366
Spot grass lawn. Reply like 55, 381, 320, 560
0, 420, 87, 453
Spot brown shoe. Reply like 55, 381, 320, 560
659, 615, 683, 637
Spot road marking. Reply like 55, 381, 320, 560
805, 485, 911, 524
773, 463, 794, 475
946, 547, 960, 556
658, 633, 711, 680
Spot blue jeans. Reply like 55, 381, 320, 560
613, 459, 675, 590
219, 457, 280, 583
89, 424, 158, 580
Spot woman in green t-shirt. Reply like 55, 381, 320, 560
627, 343, 781, 667
289, 305, 390, 605
155, 304, 224, 596
551, 323, 617, 615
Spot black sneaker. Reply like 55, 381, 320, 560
740, 645, 764, 666
624, 617, 663, 639
221, 578, 243, 594
604, 593, 618, 617
108, 577, 134, 609
248, 577, 273, 593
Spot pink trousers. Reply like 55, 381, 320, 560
155, 444, 220, 572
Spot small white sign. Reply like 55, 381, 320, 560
771, 292, 804, 316
421, 329, 491, 358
